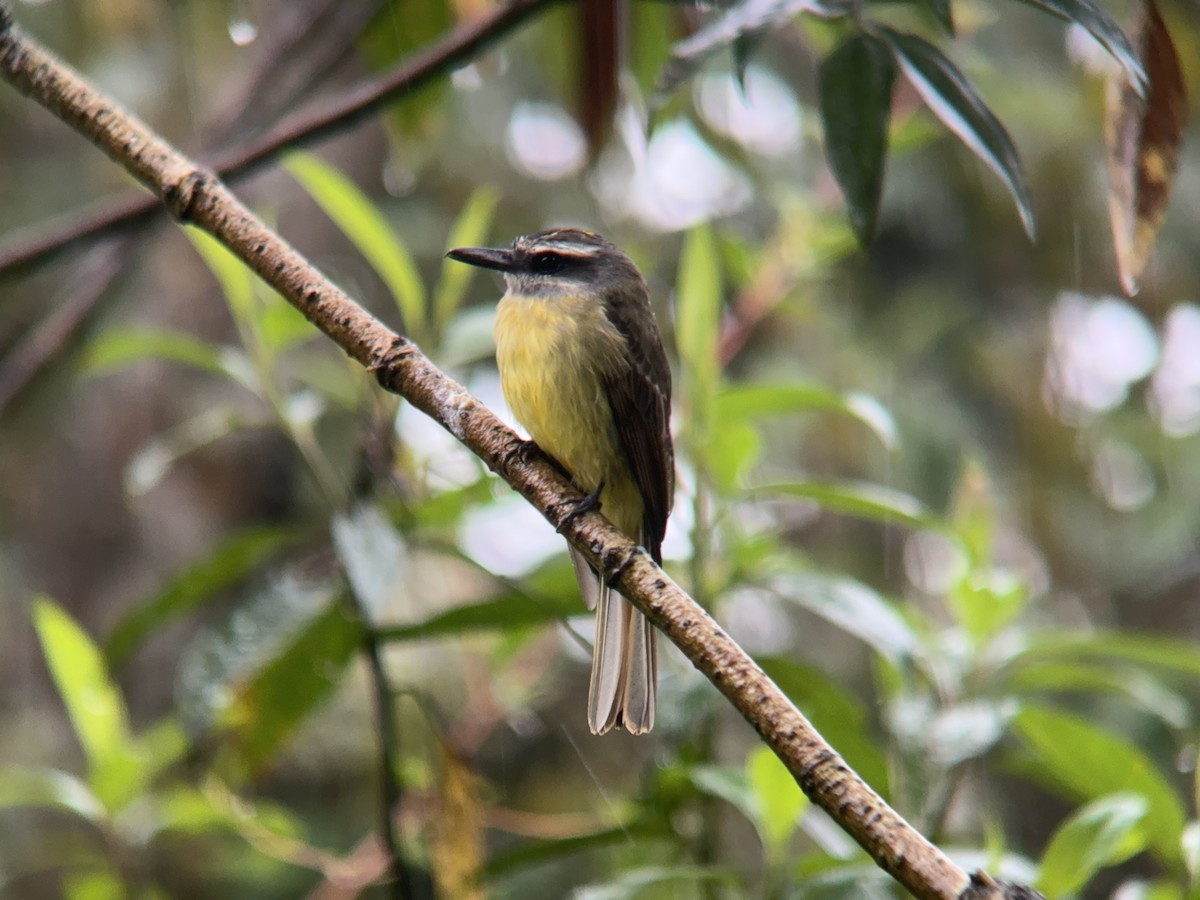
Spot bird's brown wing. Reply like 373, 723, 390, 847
602, 301, 674, 562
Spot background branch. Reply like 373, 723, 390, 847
0, 1, 378, 416
0, 7, 1039, 900
0, 0, 556, 276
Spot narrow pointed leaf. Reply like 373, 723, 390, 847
919, 0, 954, 34
0, 767, 104, 820
689, 765, 757, 826
746, 745, 808, 857
188, 227, 255, 325
770, 571, 918, 665
1019, 631, 1200, 680
1036, 792, 1149, 897
83, 329, 237, 382
33, 598, 141, 809
655, 0, 844, 100
820, 33, 895, 243
676, 224, 723, 441
106, 524, 303, 668
1105, 0, 1186, 296
882, 28, 1036, 239
1013, 705, 1185, 861
284, 152, 427, 337
434, 186, 500, 331
732, 31, 766, 91
758, 656, 890, 791
379, 591, 579, 642
716, 382, 897, 448
749, 479, 933, 529
179, 586, 362, 775
1009, 0, 1146, 94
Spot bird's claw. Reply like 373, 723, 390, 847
558, 480, 605, 533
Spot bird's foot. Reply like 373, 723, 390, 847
557, 480, 605, 534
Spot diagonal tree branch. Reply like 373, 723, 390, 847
0, 0, 558, 276
0, 8, 1039, 900
0, 0, 387, 417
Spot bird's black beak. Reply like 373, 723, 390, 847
445, 246, 515, 272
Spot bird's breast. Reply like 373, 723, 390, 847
494, 293, 641, 533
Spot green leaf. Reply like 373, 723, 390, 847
380, 590, 578, 642
770, 571, 917, 665
284, 151, 427, 338
732, 32, 766, 90
702, 420, 762, 491
482, 823, 657, 880
135, 717, 191, 782
256, 296, 315, 354
1012, 705, 1186, 862
106, 524, 303, 668
790, 857, 894, 898
63, 869, 125, 900
676, 223, 723, 441
83, 328, 253, 389
1036, 792, 1149, 897
630, 3, 680, 100
575, 865, 735, 899
1006, 661, 1192, 730
688, 765, 757, 826
183, 588, 363, 776
746, 745, 807, 858
947, 567, 1029, 644
358, 0, 452, 138
715, 381, 897, 449
1009, 0, 1146, 94
332, 503, 408, 622
881, 28, 1036, 239
948, 458, 994, 566
434, 186, 500, 332
187, 227, 256, 326
819, 33, 895, 243
0, 767, 103, 820
918, 0, 954, 34
928, 698, 1018, 766
150, 785, 240, 835
32, 598, 141, 810
1018, 632, 1200, 681
655, 0, 847, 100
748, 479, 933, 529
758, 655, 890, 792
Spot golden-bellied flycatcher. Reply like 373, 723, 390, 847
447, 229, 674, 735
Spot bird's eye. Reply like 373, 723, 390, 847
532, 252, 564, 275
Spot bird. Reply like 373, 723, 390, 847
446, 228, 674, 734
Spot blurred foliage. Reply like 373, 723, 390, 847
2, 0, 1200, 898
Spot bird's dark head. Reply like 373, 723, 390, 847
446, 228, 644, 302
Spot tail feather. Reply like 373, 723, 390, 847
619, 604, 656, 734
572, 547, 657, 735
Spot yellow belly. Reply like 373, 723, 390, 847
494, 292, 643, 537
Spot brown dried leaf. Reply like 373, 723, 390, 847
1106, 0, 1187, 296
579, 0, 621, 160
431, 743, 486, 900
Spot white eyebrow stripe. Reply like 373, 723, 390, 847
530, 241, 603, 257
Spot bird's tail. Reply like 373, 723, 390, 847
571, 547, 657, 734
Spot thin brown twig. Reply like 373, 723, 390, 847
0, 0, 386, 417
0, 0, 557, 276
0, 234, 133, 411
0, 9, 1039, 900
206, 0, 368, 146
